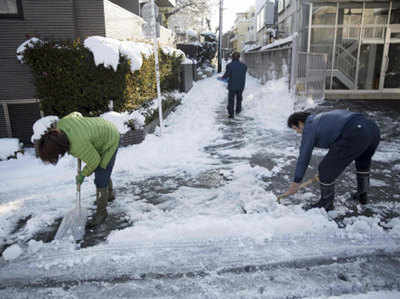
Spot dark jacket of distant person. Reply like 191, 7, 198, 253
222, 57, 247, 91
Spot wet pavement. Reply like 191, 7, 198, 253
77, 97, 400, 248
1, 94, 400, 297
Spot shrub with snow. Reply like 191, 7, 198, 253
18, 37, 184, 117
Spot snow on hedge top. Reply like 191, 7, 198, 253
84, 36, 121, 71
161, 46, 185, 58
0, 138, 20, 160
16, 37, 42, 62
16, 36, 186, 72
100, 111, 145, 134
30, 112, 145, 142
31, 116, 59, 143
84, 36, 185, 72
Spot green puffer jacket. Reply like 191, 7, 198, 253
57, 112, 120, 177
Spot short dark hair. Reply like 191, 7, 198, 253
232, 52, 240, 60
38, 129, 70, 164
287, 111, 311, 128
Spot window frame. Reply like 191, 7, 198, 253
0, 0, 24, 19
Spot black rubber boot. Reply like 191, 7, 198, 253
308, 182, 335, 212
90, 188, 108, 227
108, 179, 115, 203
352, 171, 369, 205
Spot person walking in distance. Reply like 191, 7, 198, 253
220, 52, 247, 119
284, 110, 380, 211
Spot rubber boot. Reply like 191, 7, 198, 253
352, 171, 369, 205
90, 188, 108, 227
309, 182, 335, 212
108, 179, 115, 203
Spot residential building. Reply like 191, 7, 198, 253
245, 6, 257, 49
0, 0, 175, 145
234, 12, 251, 52
255, 0, 275, 47
222, 30, 234, 58
278, 0, 400, 100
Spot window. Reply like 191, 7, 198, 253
257, 8, 265, 32
0, 0, 23, 18
278, 0, 284, 13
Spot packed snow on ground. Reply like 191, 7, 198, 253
0, 74, 399, 296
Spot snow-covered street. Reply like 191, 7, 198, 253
0, 74, 400, 298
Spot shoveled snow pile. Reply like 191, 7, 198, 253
2, 244, 23, 261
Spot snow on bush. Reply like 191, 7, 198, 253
84, 36, 186, 73
18, 36, 186, 74
100, 111, 145, 134
0, 138, 21, 160
30, 112, 145, 142
31, 115, 59, 143
16, 37, 42, 62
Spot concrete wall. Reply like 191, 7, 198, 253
104, 0, 144, 40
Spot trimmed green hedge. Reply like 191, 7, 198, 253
22, 39, 183, 117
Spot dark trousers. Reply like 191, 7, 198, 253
94, 148, 118, 188
319, 117, 380, 184
227, 89, 243, 116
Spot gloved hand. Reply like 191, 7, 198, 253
75, 173, 85, 185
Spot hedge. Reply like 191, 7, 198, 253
22, 39, 183, 117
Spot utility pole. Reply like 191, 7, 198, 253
217, 0, 223, 73
150, 0, 163, 136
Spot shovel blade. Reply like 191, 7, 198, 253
55, 207, 88, 242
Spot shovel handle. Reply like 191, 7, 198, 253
77, 159, 81, 193
277, 175, 319, 203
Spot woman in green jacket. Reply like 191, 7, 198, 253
38, 112, 120, 226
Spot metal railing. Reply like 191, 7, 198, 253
243, 47, 292, 84
335, 45, 357, 82
243, 46, 327, 101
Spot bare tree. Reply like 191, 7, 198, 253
161, 0, 216, 31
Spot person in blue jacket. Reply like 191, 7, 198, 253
284, 110, 380, 211
220, 52, 247, 118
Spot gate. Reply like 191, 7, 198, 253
293, 52, 327, 100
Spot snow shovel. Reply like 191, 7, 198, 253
277, 175, 319, 204
54, 159, 88, 241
